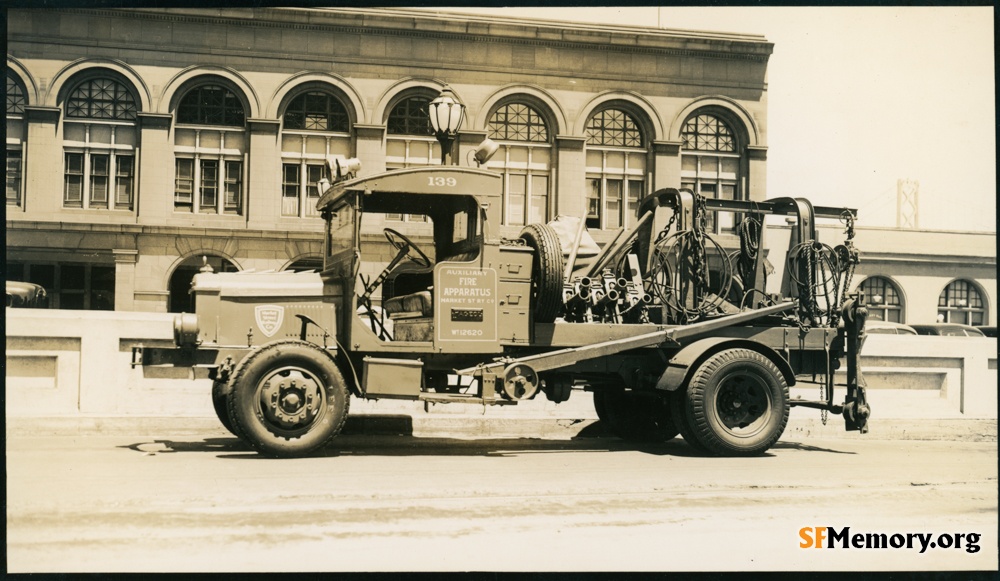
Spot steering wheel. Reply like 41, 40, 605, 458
383, 228, 432, 268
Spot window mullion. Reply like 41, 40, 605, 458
300, 137, 309, 218
218, 132, 226, 214
601, 151, 608, 229
503, 145, 511, 224
300, 160, 308, 219
82, 144, 91, 210
109, 151, 116, 211
109, 126, 116, 211
193, 154, 201, 214
216, 152, 223, 214
523, 147, 530, 225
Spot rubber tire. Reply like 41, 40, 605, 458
519, 223, 566, 324
669, 388, 711, 453
594, 390, 679, 443
211, 379, 240, 437
226, 340, 350, 458
679, 348, 789, 457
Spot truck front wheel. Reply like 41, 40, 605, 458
678, 348, 789, 456
212, 379, 241, 437
226, 340, 350, 457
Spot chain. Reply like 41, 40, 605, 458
805, 245, 816, 325
655, 209, 677, 244
821, 379, 829, 425
816, 244, 827, 425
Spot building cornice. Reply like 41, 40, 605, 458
10, 7, 772, 63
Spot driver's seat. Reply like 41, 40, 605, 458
382, 290, 433, 319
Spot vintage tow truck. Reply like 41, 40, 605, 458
133, 156, 871, 457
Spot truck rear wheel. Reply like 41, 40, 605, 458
226, 340, 350, 457
678, 348, 789, 456
519, 223, 565, 323
595, 390, 678, 442
669, 388, 710, 453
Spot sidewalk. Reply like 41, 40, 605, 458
6, 389, 996, 442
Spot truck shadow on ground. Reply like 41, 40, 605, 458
119, 415, 854, 458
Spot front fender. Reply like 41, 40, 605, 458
654, 337, 796, 392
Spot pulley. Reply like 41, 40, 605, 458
501, 363, 540, 400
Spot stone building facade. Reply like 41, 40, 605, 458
5, 7, 995, 325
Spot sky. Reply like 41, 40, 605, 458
426, 7, 996, 232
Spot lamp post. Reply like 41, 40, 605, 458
428, 85, 465, 165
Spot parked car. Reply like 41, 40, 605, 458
910, 323, 986, 337
975, 326, 997, 337
865, 320, 918, 335
6, 281, 48, 308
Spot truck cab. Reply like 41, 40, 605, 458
318, 166, 534, 357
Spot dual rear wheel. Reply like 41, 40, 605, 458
597, 348, 790, 456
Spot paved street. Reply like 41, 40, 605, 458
6, 429, 997, 572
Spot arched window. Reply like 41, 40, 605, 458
177, 85, 245, 126
61, 74, 139, 211
386, 95, 437, 168
385, 94, 437, 221
284, 257, 324, 272
283, 91, 349, 132
168, 255, 239, 313
281, 90, 352, 218
6, 74, 26, 115
859, 276, 904, 323
586, 109, 643, 147
682, 114, 736, 152
66, 78, 137, 121
680, 111, 745, 233
938, 280, 987, 325
6, 73, 27, 207
387, 96, 433, 136
585, 107, 647, 229
173, 82, 247, 215
487, 102, 551, 225
489, 103, 548, 142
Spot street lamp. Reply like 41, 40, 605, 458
428, 85, 465, 165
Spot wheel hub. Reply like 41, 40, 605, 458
259, 369, 324, 430
717, 375, 766, 430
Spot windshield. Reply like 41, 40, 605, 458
323, 198, 358, 279
326, 202, 356, 255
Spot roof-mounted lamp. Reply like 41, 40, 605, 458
473, 138, 499, 167
318, 155, 362, 197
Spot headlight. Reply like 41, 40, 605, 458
173, 313, 200, 347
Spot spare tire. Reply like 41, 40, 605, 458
519, 223, 565, 323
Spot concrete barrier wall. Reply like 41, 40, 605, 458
5, 309, 211, 418
5, 310, 997, 422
